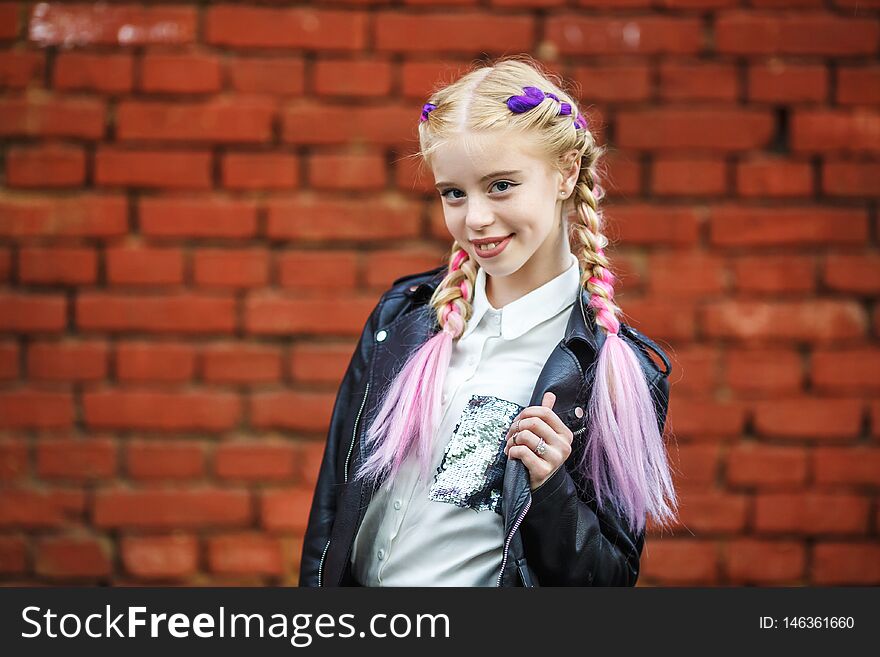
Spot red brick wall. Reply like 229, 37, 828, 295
0, 1, 878, 586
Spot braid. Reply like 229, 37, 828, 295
430, 243, 478, 340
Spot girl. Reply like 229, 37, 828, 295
300, 56, 678, 587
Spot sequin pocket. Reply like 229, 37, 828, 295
428, 394, 524, 514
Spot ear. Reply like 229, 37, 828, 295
559, 149, 580, 197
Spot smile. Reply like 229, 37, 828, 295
474, 234, 514, 258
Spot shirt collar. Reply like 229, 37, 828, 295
462, 251, 581, 341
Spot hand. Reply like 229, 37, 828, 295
503, 391, 574, 491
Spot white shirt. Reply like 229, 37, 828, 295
351, 251, 581, 586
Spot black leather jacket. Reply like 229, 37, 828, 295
299, 263, 672, 587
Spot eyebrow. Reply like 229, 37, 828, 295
434, 170, 523, 190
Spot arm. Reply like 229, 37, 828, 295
520, 372, 670, 587
298, 295, 385, 587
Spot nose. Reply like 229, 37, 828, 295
464, 195, 495, 232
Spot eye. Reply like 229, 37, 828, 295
439, 188, 465, 201
491, 181, 516, 193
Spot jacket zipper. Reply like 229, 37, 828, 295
496, 497, 531, 586
318, 379, 371, 587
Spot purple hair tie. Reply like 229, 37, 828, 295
420, 102, 437, 123
506, 86, 587, 129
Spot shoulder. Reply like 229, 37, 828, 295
381, 263, 448, 299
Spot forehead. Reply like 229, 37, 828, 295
429, 130, 549, 181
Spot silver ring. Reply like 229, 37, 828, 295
534, 438, 547, 457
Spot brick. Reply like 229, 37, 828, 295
267, 197, 420, 241
117, 98, 275, 143
202, 343, 282, 384
83, 390, 240, 432
106, 245, 184, 286
363, 248, 447, 290
747, 62, 827, 103
261, 487, 313, 532
222, 153, 299, 190
675, 490, 748, 533
640, 539, 718, 585
96, 148, 212, 189
755, 493, 870, 535
206, 6, 366, 49
289, 341, 355, 385
823, 253, 880, 293
667, 398, 747, 438
724, 347, 803, 393
0, 488, 79, 528
814, 447, 880, 485
0, 536, 27, 574
140, 53, 222, 94
726, 444, 808, 487
736, 157, 813, 197
295, 441, 326, 488
546, 15, 702, 54
724, 539, 805, 584
215, 442, 296, 481
282, 103, 416, 146
754, 399, 863, 440
812, 543, 880, 584
35, 536, 111, 579
250, 391, 336, 432
315, 58, 392, 97
54, 53, 132, 93
376, 12, 532, 53
400, 60, 470, 99
27, 339, 108, 381
0, 2, 20, 39
126, 440, 205, 480
659, 62, 738, 101
618, 108, 774, 150
308, 152, 386, 190
822, 161, 880, 197
731, 255, 816, 294
792, 109, 880, 154
0, 96, 104, 139
571, 64, 651, 102
121, 535, 198, 580
77, 293, 236, 334
227, 56, 305, 96
812, 348, 880, 391
648, 252, 727, 298
716, 12, 878, 55
837, 66, 880, 105
651, 157, 726, 196
245, 293, 376, 336
669, 443, 720, 490
0, 293, 66, 332
705, 300, 865, 343
0, 439, 29, 480
208, 534, 283, 576
0, 193, 127, 239
19, 246, 97, 285
94, 488, 251, 528
36, 438, 116, 480
603, 205, 702, 247
140, 196, 258, 239
193, 248, 269, 288
28, 3, 197, 46
6, 144, 86, 188
0, 51, 44, 89
116, 341, 196, 383
710, 206, 867, 247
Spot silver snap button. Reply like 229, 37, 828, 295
574, 406, 584, 418
409, 285, 418, 292
377, 549, 385, 560
376, 329, 387, 342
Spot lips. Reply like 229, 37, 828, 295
473, 233, 514, 259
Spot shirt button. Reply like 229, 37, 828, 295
377, 549, 385, 560
393, 500, 402, 510
442, 393, 448, 404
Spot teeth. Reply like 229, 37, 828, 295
480, 242, 497, 250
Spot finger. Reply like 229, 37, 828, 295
507, 416, 564, 450
526, 405, 571, 439
507, 445, 553, 479
505, 430, 561, 464
542, 391, 556, 409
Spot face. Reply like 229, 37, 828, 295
430, 129, 577, 299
